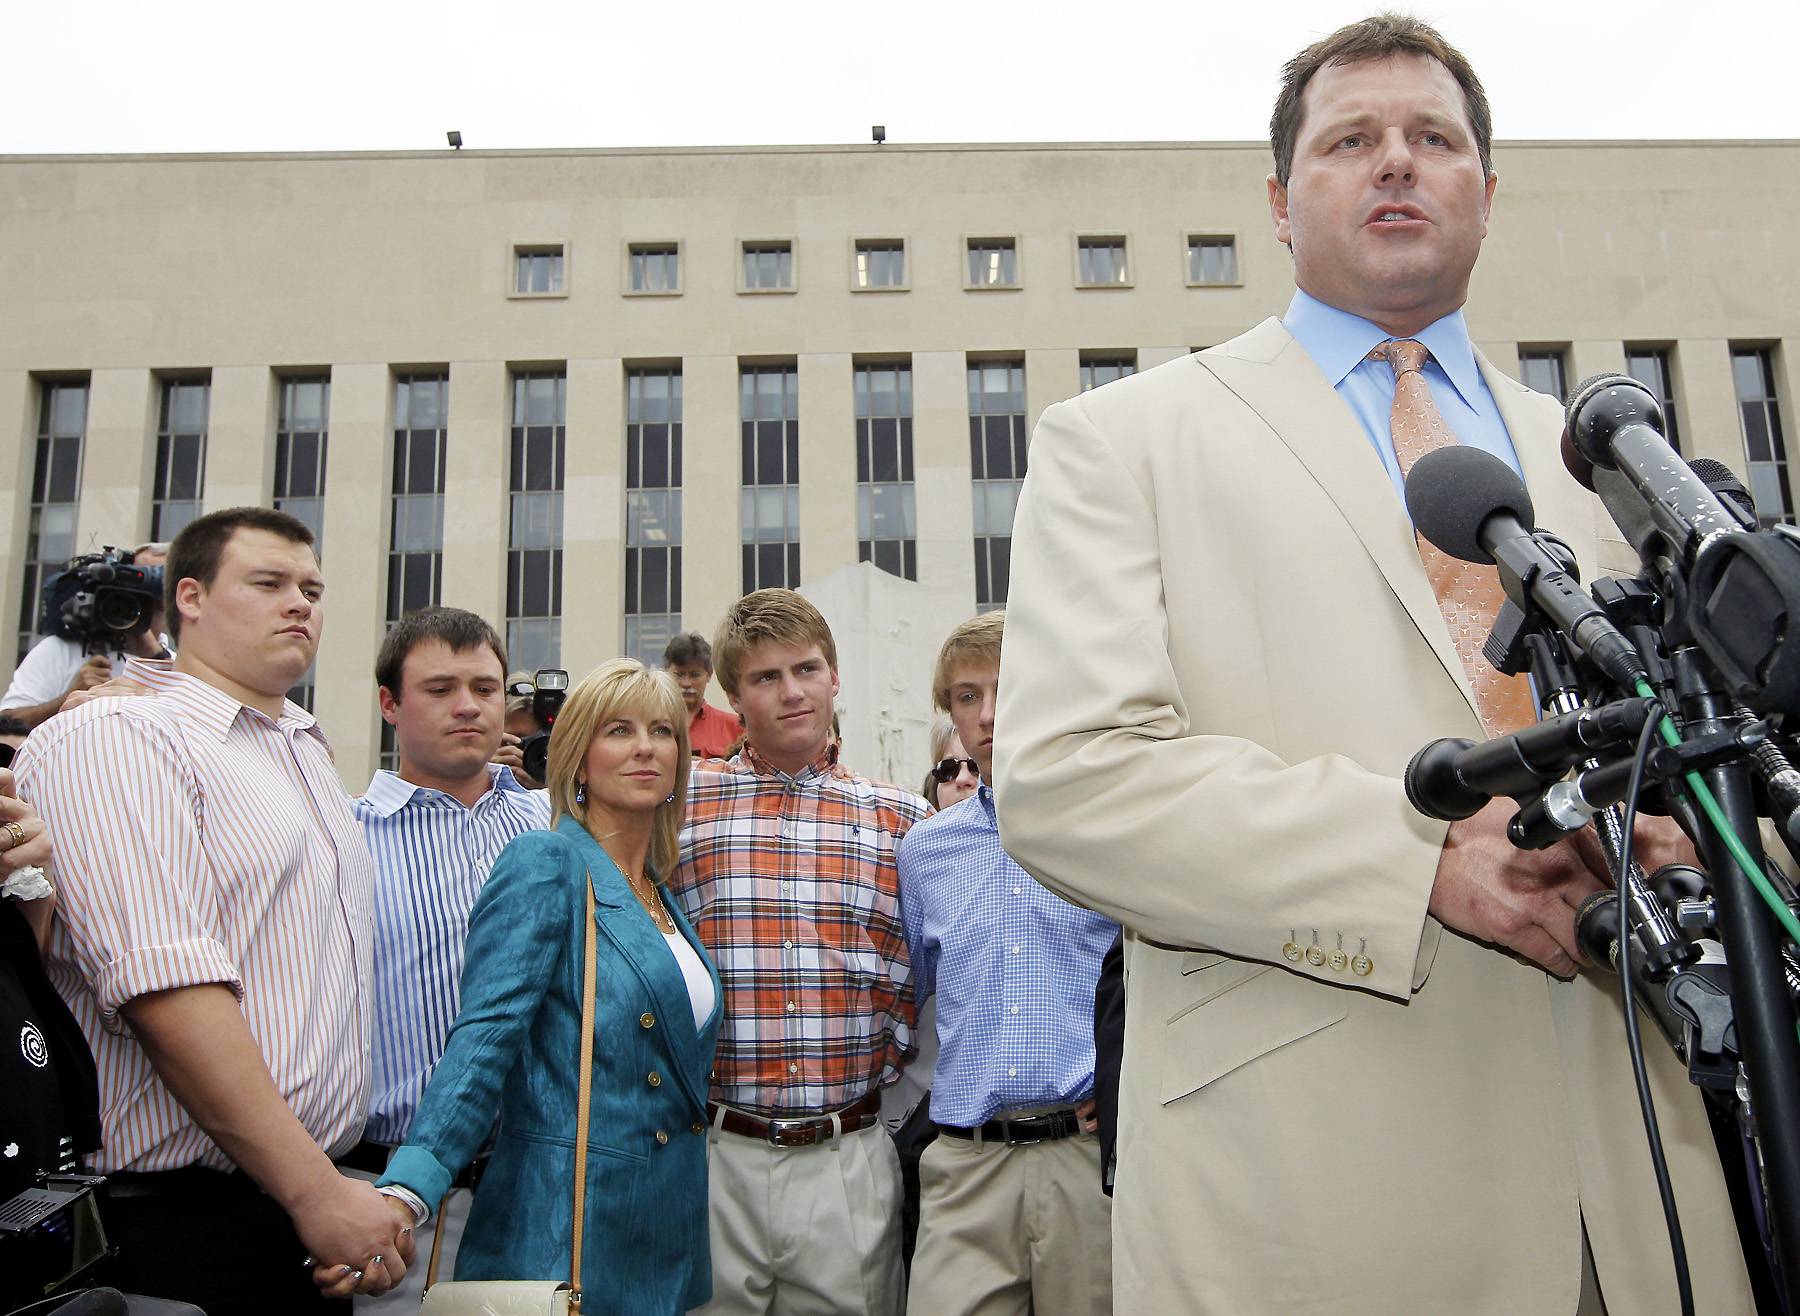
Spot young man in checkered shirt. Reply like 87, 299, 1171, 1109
669, 589, 928, 1316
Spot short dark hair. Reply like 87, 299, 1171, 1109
165, 507, 315, 644
0, 715, 30, 739
376, 608, 509, 699
1269, 13, 1493, 187
663, 632, 713, 671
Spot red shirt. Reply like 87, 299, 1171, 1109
688, 701, 743, 760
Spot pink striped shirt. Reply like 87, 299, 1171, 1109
15, 657, 374, 1174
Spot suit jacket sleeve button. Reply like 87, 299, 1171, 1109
1351, 954, 1374, 976
1282, 942, 1303, 963
1305, 946, 1326, 967
1327, 949, 1349, 972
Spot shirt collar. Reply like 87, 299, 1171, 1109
360, 762, 524, 817
123, 655, 323, 745
1282, 288, 1485, 413
741, 738, 840, 782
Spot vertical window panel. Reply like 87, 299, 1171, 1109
1733, 346, 1794, 527
625, 365, 684, 667
388, 372, 449, 625
855, 361, 916, 579
969, 360, 1026, 611
18, 380, 88, 660
153, 378, 210, 540
507, 369, 566, 671
740, 364, 801, 593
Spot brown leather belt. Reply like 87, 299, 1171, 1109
707, 1091, 883, 1147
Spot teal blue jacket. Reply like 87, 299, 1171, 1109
380, 817, 723, 1314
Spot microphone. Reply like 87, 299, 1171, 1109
1405, 445, 1649, 690
1687, 456, 1758, 529
1563, 373, 1745, 561
1405, 697, 1656, 821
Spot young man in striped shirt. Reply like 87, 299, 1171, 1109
341, 606, 552, 1311
671, 589, 929, 1316
16, 507, 411, 1312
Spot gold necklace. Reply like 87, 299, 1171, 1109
624, 868, 676, 932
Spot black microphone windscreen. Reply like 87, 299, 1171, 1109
1563, 372, 1664, 470
1687, 456, 1758, 522
1404, 446, 1536, 565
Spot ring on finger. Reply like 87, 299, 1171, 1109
0, 820, 24, 851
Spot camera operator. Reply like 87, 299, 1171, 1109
14, 507, 409, 1313
2, 544, 169, 731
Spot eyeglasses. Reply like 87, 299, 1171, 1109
931, 756, 979, 784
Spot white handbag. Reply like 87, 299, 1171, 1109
420, 875, 600, 1316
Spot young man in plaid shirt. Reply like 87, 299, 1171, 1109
671, 589, 929, 1315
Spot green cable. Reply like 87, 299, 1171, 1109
1634, 678, 1800, 950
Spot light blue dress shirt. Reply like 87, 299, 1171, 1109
898, 785, 1119, 1128
355, 764, 552, 1145
1282, 288, 1524, 503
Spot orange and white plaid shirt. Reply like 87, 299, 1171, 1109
670, 742, 928, 1117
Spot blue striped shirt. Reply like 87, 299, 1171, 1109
898, 785, 1118, 1127
354, 765, 551, 1145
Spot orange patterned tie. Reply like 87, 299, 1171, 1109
1372, 338, 1537, 738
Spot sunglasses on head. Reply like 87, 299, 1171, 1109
931, 756, 979, 784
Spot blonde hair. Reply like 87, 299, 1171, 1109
545, 658, 691, 880
712, 588, 838, 696
922, 714, 959, 807
933, 611, 1004, 712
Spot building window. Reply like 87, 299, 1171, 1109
1077, 236, 1130, 287
742, 241, 794, 292
388, 372, 449, 624
625, 366, 683, 668
380, 722, 398, 772
1734, 347, 1793, 527
969, 360, 1027, 612
855, 362, 916, 580
740, 364, 800, 593
18, 380, 86, 661
1518, 348, 1569, 402
628, 243, 680, 295
274, 375, 329, 711
1080, 353, 1137, 392
513, 245, 565, 296
507, 370, 566, 673
1187, 235, 1238, 285
153, 378, 209, 540
1625, 347, 1681, 453
854, 239, 906, 290
966, 237, 1019, 289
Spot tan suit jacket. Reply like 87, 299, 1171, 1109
993, 316, 1754, 1314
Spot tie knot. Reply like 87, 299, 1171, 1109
1371, 338, 1429, 377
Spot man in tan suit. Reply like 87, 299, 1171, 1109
993, 15, 1756, 1315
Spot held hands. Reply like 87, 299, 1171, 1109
296, 1173, 415, 1298
1429, 798, 1608, 979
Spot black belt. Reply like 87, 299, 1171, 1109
337, 1140, 485, 1191
937, 1108, 1083, 1146
106, 1165, 261, 1199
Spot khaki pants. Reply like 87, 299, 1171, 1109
692, 1117, 905, 1316
345, 1175, 472, 1311
906, 1132, 1112, 1316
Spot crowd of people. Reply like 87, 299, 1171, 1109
0, 13, 1773, 1316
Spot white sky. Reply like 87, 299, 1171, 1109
3, 0, 1795, 155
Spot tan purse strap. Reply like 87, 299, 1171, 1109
421, 870, 601, 1312
568, 872, 599, 1313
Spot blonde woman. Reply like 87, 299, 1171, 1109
921, 715, 981, 812
375, 658, 722, 1314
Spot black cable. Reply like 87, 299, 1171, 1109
1614, 699, 1694, 1316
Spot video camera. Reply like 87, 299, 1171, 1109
518, 668, 568, 785
0, 1173, 114, 1309
40, 549, 163, 656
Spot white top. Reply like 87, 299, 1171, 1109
1, 635, 126, 711
662, 927, 716, 1030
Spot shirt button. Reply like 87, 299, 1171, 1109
647, 1072, 662, 1087
639, 1013, 656, 1029
655, 1130, 670, 1145
786, 1001, 797, 1012
1011, 945, 1021, 955
1010, 1005, 1019, 1015
1012, 886, 1021, 895
783, 940, 793, 950
1008, 1067, 1017, 1077
789, 1062, 799, 1074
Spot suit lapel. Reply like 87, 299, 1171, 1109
1198, 318, 1481, 728
1480, 353, 1600, 576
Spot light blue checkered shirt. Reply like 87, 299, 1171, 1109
898, 785, 1118, 1127
354, 764, 552, 1145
